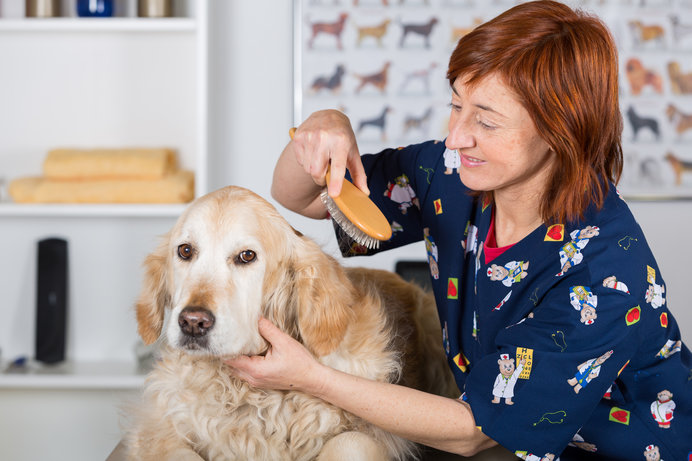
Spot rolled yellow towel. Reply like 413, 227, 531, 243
9, 171, 194, 204
43, 148, 178, 180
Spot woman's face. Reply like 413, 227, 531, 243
445, 74, 554, 200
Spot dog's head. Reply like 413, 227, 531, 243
135, 186, 355, 359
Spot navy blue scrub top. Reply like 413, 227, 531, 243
335, 140, 692, 461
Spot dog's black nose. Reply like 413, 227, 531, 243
178, 307, 215, 337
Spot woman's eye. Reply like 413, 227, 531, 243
178, 243, 194, 260
449, 102, 462, 112
238, 250, 256, 264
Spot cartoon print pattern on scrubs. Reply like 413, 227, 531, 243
334, 140, 692, 460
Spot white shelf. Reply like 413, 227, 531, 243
0, 203, 186, 218
0, 360, 146, 390
0, 17, 196, 33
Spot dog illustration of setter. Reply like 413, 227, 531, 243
354, 61, 391, 94
668, 61, 692, 95
665, 152, 692, 186
309, 64, 346, 94
666, 104, 692, 138
307, 13, 348, 50
625, 58, 663, 95
399, 17, 439, 48
355, 18, 391, 47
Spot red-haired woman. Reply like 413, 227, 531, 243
229, 1, 691, 459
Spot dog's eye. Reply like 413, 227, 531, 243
178, 244, 194, 260
238, 250, 256, 264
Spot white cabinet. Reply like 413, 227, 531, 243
0, 0, 208, 390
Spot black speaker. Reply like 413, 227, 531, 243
35, 237, 68, 364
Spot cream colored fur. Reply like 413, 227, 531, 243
124, 186, 457, 461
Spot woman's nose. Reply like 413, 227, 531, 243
446, 117, 475, 150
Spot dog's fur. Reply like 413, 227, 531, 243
124, 186, 457, 461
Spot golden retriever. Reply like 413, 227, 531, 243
124, 185, 457, 461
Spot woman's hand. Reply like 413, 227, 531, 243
291, 110, 369, 198
225, 317, 325, 393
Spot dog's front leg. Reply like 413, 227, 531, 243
318, 432, 390, 461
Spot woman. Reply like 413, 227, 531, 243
228, 1, 691, 459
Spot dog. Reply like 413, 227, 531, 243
354, 61, 391, 94
123, 186, 457, 460
665, 152, 692, 185
670, 15, 692, 43
625, 58, 663, 95
357, 106, 393, 141
399, 17, 439, 48
668, 61, 692, 95
626, 106, 661, 141
308, 13, 348, 50
399, 62, 438, 95
666, 103, 692, 138
355, 18, 391, 47
403, 106, 434, 137
310, 64, 346, 94
628, 20, 666, 48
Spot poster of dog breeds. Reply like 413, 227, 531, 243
296, 0, 692, 198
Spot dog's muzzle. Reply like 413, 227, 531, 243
178, 306, 215, 349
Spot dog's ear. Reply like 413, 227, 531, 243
290, 239, 356, 357
135, 237, 170, 345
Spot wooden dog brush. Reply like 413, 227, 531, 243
289, 127, 392, 249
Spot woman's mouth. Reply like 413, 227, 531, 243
459, 151, 486, 167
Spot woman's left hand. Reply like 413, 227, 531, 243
225, 317, 325, 393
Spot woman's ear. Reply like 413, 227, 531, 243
135, 236, 171, 345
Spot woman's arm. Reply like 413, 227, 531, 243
270, 109, 370, 218
226, 318, 497, 457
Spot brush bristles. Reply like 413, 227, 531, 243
320, 190, 381, 250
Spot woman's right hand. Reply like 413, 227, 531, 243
291, 110, 369, 198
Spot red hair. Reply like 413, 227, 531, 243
447, 0, 623, 224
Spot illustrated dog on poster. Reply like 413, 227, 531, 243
307, 13, 348, 50
123, 186, 458, 461
399, 17, 439, 48
399, 62, 438, 95
357, 106, 393, 141
626, 106, 661, 141
355, 18, 391, 47
309, 64, 346, 94
665, 152, 692, 186
668, 61, 692, 95
353, 61, 391, 94
666, 103, 692, 139
625, 58, 663, 95
628, 20, 666, 49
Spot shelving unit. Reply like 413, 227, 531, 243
0, 0, 208, 390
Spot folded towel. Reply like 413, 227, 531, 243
43, 148, 178, 180
9, 170, 194, 204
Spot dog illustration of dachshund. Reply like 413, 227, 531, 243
355, 18, 391, 47
626, 106, 660, 141
309, 64, 346, 94
665, 152, 692, 185
399, 17, 439, 48
668, 61, 692, 95
307, 13, 348, 50
666, 104, 692, 138
354, 61, 391, 94
357, 106, 392, 141
625, 58, 663, 95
